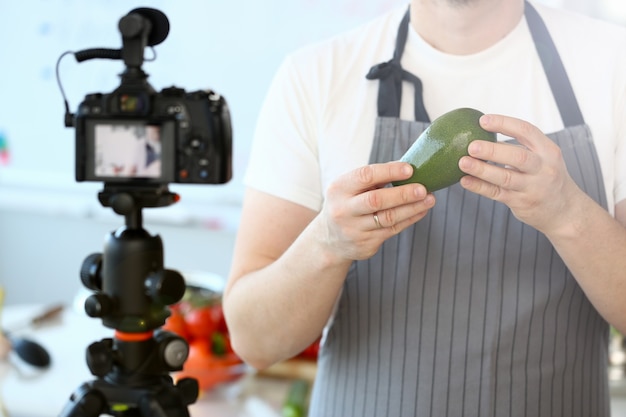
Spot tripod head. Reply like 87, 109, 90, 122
59, 186, 199, 417
81, 184, 184, 332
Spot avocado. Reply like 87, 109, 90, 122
392, 107, 496, 192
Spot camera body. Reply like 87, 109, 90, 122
74, 84, 232, 186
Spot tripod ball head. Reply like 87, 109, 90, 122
79, 223, 185, 333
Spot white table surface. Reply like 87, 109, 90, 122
2, 304, 625, 417
0, 304, 292, 417
613, 378, 626, 417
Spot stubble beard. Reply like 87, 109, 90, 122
438, 0, 484, 6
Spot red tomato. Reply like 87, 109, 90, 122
183, 338, 212, 369
297, 337, 321, 360
178, 339, 244, 391
184, 306, 219, 339
211, 305, 229, 333
162, 307, 189, 339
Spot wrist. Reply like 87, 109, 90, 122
543, 191, 597, 242
305, 215, 355, 271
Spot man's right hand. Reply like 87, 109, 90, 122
316, 161, 436, 262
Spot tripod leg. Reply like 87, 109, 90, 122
59, 383, 108, 417
138, 392, 190, 417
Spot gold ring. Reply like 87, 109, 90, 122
373, 212, 382, 229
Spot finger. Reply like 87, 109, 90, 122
459, 156, 525, 192
337, 162, 414, 195
372, 194, 435, 230
464, 140, 541, 175
459, 174, 506, 200
479, 114, 545, 152
354, 182, 429, 217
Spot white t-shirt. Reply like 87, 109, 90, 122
245, 1, 626, 214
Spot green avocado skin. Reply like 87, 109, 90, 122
392, 108, 496, 192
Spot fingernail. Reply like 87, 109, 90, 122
468, 142, 480, 154
403, 164, 413, 176
480, 114, 491, 126
414, 185, 426, 197
459, 156, 473, 170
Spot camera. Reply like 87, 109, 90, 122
74, 86, 232, 185
63, 7, 232, 188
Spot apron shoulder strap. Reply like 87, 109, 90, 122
525, 1, 585, 127
366, 8, 430, 122
366, 3, 584, 127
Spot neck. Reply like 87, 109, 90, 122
410, 0, 525, 55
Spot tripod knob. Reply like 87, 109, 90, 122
80, 253, 103, 291
176, 377, 200, 407
86, 339, 114, 377
154, 330, 189, 371
85, 293, 114, 318
145, 269, 186, 306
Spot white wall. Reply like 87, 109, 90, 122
0, 0, 622, 307
0, 0, 407, 306
0, 207, 238, 306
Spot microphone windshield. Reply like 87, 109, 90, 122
128, 7, 170, 46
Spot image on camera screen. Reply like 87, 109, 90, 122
94, 123, 162, 179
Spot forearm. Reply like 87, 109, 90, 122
224, 216, 352, 369
546, 194, 626, 334
224, 165, 431, 369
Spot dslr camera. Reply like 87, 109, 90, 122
64, 8, 232, 189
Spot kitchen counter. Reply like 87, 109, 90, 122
1, 303, 625, 417
0, 304, 298, 417
613, 377, 626, 417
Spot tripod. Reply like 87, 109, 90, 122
59, 185, 199, 417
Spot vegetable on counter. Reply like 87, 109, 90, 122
282, 379, 311, 417
162, 285, 245, 391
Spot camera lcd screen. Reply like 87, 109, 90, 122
94, 123, 161, 178
83, 120, 175, 183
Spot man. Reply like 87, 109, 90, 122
223, 0, 626, 415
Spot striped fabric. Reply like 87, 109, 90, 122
308, 119, 610, 417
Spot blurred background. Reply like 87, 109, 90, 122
0, 0, 624, 307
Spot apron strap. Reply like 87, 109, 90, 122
366, 2, 584, 127
366, 9, 430, 122
524, 1, 585, 127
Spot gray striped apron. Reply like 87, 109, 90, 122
309, 3, 610, 417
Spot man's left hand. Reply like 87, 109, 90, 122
458, 113, 584, 236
